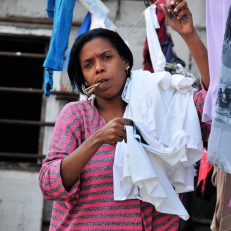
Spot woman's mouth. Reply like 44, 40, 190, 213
98, 79, 110, 88
98, 79, 109, 84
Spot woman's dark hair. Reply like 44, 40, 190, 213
67, 28, 134, 96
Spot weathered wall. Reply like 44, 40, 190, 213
0, 170, 43, 231
169, 0, 206, 79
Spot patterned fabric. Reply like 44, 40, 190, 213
193, 80, 211, 143
203, 0, 231, 123
39, 85, 209, 231
207, 4, 231, 174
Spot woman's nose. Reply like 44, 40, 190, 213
95, 60, 105, 75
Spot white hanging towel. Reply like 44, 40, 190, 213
144, 5, 166, 72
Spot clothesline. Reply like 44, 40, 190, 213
123, 0, 160, 40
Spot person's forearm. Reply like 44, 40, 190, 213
60, 130, 104, 191
181, 30, 210, 89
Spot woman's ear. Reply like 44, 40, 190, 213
122, 58, 129, 69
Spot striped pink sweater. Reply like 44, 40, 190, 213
38, 100, 181, 231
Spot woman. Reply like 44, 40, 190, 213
39, 1, 210, 230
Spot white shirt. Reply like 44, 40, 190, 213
113, 70, 203, 220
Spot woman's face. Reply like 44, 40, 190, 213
79, 38, 129, 100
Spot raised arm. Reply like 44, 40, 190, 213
160, 0, 210, 89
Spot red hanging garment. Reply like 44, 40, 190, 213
196, 148, 216, 202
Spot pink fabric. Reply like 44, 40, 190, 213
202, 0, 231, 123
38, 100, 180, 231
196, 148, 213, 192
194, 80, 211, 142
229, 199, 231, 208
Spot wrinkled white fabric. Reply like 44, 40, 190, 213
144, 5, 166, 72
79, 0, 117, 31
90, 13, 106, 30
113, 70, 203, 220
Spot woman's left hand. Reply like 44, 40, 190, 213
160, 0, 194, 35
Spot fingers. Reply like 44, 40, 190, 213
113, 118, 132, 140
176, 8, 189, 22
162, 0, 190, 22
116, 118, 133, 144
161, 4, 174, 23
101, 118, 133, 145
171, 1, 189, 20
120, 118, 133, 127
172, 0, 188, 10
161, 2, 178, 23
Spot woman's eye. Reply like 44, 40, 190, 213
104, 55, 112, 60
84, 62, 92, 68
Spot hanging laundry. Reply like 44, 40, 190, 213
143, 0, 167, 72
202, 0, 231, 123
144, 4, 166, 72
207, 5, 231, 230
43, 0, 76, 97
89, 13, 106, 30
162, 36, 186, 73
113, 70, 203, 220
143, 0, 186, 74
207, 5, 231, 174
45, 0, 55, 18
79, 0, 117, 31
195, 148, 216, 202
193, 79, 211, 143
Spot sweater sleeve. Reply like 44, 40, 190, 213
38, 102, 84, 201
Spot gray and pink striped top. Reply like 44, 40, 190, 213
39, 91, 208, 230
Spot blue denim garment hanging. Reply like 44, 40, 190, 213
43, 0, 76, 97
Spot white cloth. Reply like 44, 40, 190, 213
113, 70, 203, 220
79, 0, 117, 31
90, 13, 106, 30
144, 5, 166, 72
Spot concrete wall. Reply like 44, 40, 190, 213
0, 170, 43, 231
169, 0, 206, 79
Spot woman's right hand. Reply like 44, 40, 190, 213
161, 0, 210, 89
96, 118, 133, 145
161, 0, 194, 36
